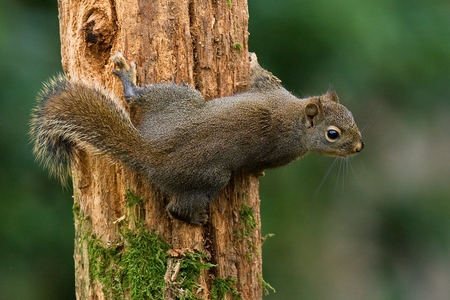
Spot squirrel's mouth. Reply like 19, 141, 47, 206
324, 140, 364, 158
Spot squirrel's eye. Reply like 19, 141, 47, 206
325, 126, 341, 142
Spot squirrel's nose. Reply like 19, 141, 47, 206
354, 141, 364, 153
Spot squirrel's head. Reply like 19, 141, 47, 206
302, 87, 364, 157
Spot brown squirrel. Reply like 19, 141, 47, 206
30, 52, 363, 225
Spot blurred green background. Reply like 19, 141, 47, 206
1, 0, 450, 299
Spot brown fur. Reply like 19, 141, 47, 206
30, 52, 363, 225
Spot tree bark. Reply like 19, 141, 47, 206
57, 0, 262, 299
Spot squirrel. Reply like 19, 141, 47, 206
30, 52, 363, 225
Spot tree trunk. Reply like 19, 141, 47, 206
57, 0, 263, 299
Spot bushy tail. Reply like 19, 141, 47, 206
30, 75, 145, 183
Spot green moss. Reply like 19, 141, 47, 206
262, 233, 275, 245
233, 42, 243, 51
86, 190, 214, 299
73, 197, 91, 243
211, 277, 243, 300
236, 202, 275, 296
257, 273, 276, 296
171, 251, 215, 300
88, 227, 170, 300
72, 190, 84, 224
226, 0, 232, 7
72, 201, 80, 217
125, 189, 143, 208
239, 202, 257, 238
125, 189, 145, 223
234, 202, 259, 259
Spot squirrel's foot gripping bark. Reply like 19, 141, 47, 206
166, 193, 211, 225
111, 51, 138, 99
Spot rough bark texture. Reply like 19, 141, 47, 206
57, 0, 262, 299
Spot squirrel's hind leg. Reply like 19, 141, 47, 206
167, 192, 214, 225
111, 52, 138, 100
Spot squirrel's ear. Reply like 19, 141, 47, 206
304, 98, 322, 128
325, 86, 340, 103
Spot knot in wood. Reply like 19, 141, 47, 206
82, 8, 117, 54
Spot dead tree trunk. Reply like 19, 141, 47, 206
57, 0, 263, 299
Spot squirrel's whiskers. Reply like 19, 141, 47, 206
315, 156, 359, 198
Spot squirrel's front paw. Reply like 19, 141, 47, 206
111, 52, 137, 96
167, 201, 209, 225
111, 52, 135, 73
